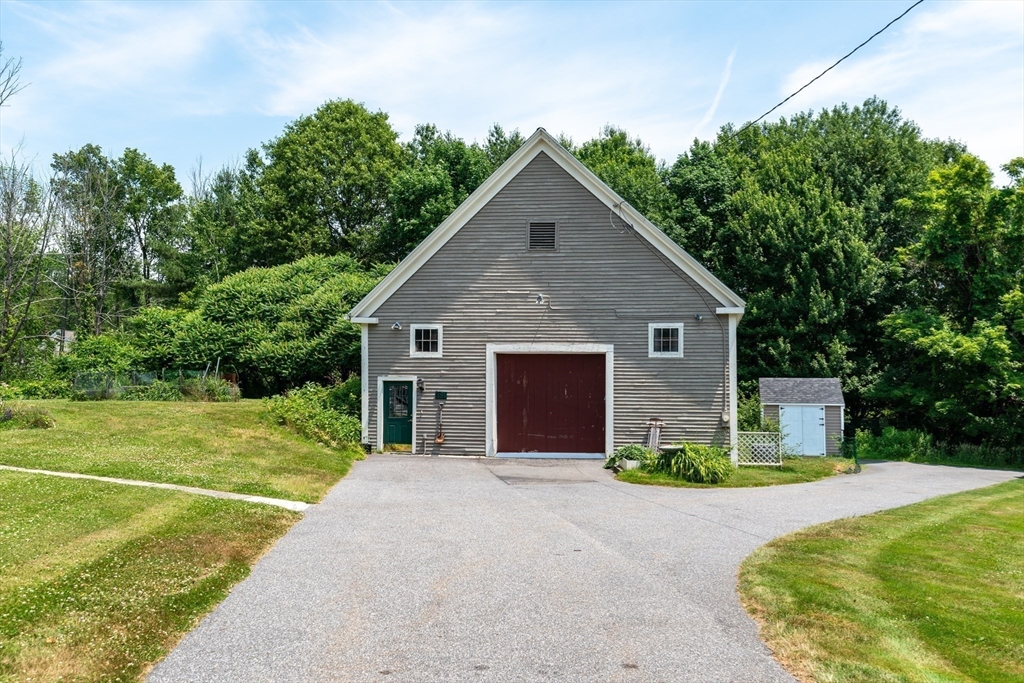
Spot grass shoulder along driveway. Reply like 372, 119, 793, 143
739, 478, 1024, 683
0, 470, 298, 683
617, 456, 856, 488
0, 400, 361, 503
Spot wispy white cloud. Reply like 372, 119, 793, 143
7, 1, 249, 98
690, 48, 736, 140
777, 1, 1023, 179
1, 0, 1019, 183
244, 2, 673, 146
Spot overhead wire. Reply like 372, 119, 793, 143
731, 0, 925, 139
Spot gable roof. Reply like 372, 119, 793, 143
349, 128, 745, 319
759, 378, 845, 406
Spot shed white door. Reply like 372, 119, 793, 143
780, 405, 826, 456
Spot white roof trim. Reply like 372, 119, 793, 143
349, 128, 745, 318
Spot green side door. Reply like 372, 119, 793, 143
383, 381, 413, 448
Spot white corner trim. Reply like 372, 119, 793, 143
485, 343, 614, 457
376, 375, 418, 454
349, 128, 745, 319
350, 317, 379, 324
409, 324, 443, 358
360, 324, 369, 443
648, 322, 685, 358
727, 313, 739, 465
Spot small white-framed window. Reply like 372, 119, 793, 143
410, 324, 443, 358
648, 323, 684, 358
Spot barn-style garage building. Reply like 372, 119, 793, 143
349, 128, 746, 459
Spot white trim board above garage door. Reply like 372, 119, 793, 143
485, 343, 614, 458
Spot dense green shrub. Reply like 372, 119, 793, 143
737, 392, 780, 432
326, 374, 361, 417
50, 335, 140, 379
857, 427, 1023, 469
124, 254, 390, 396
0, 379, 71, 400
266, 383, 361, 448
644, 442, 734, 484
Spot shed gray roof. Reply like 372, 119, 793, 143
759, 377, 845, 406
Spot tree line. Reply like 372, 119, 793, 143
1, 95, 1020, 447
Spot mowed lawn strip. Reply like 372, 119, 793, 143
0, 400, 360, 503
0, 470, 298, 683
739, 479, 1024, 683
617, 456, 855, 488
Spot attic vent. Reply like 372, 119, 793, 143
528, 222, 557, 251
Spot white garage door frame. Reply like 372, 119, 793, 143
485, 343, 614, 458
779, 404, 827, 456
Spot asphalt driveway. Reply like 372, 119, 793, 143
149, 457, 1019, 682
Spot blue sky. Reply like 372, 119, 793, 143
1, 1, 1021, 186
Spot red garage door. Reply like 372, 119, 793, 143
496, 354, 605, 453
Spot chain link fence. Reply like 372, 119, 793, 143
72, 368, 239, 401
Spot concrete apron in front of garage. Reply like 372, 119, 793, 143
149, 457, 1019, 683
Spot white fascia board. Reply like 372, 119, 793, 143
350, 317, 379, 324
349, 128, 746, 318
349, 129, 555, 319
549, 145, 746, 310
716, 307, 745, 315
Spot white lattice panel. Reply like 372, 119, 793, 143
737, 431, 782, 466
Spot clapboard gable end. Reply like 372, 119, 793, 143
350, 128, 743, 320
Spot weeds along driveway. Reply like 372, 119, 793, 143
149, 457, 1019, 683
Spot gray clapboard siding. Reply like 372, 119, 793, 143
825, 405, 843, 455
366, 151, 730, 454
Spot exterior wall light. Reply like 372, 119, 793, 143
694, 314, 703, 321
392, 322, 402, 330
416, 378, 425, 392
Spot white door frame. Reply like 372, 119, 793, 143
485, 343, 614, 457
377, 375, 418, 453
778, 403, 827, 456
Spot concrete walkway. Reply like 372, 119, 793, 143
149, 457, 1019, 682
0, 464, 310, 512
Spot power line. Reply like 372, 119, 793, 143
732, 0, 925, 138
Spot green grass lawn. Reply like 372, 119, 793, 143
616, 456, 856, 488
0, 400, 361, 503
0, 470, 297, 683
738, 479, 1024, 683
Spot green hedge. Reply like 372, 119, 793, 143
857, 427, 1024, 469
